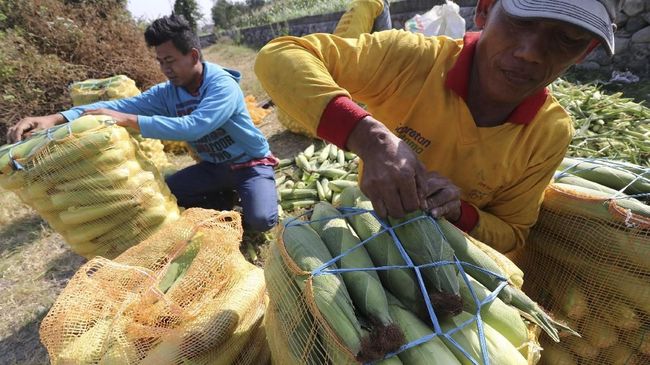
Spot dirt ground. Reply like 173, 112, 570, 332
0, 42, 311, 364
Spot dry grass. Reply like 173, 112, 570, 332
0, 42, 313, 364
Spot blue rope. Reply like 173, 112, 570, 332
284, 207, 507, 365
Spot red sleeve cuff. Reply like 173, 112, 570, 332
316, 95, 370, 149
453, 200, 479, 233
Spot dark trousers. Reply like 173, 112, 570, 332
165, 161, 278, 232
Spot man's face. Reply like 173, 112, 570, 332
476, 2, 594, 104
155, 40, 198, 87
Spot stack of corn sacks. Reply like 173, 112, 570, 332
265, 188, 574, 364
514, 158, 650, 365
39, 208, 269, 365
70, 75, 175, 175
276, 107, 316, 138
0, 115, 180, 258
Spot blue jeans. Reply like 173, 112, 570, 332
165, 162, 278, 232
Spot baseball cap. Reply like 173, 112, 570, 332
500, 0, 622, 55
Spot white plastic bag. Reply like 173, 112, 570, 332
404, 0, 466, 39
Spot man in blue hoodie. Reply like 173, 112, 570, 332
7, 14, 278, 232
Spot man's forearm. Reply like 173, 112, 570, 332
346, 116, 394, 159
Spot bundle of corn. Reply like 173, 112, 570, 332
69, 75, 141, 107
40, 208, 270, 365
514, 157, 650, 365
550, 79, 650, 166
0, 115, 180, 258
276, 107, 317, 138
265, 187, 575, 364
276, 142, 360, 214
245, 95, 272, 125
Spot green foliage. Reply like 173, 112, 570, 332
0, 0, 164, 145
211, 0, 349, 30
173, 0, 203, 32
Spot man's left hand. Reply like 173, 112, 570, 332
82, 108, 139, 131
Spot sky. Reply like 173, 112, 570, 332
126, 0, 218, 25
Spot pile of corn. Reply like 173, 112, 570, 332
40, 208, 270, 365
551, 79, 650, 166
275, 143, 360, 213
0, 115, 180, 258
517, 157, 650, 365
69, 75, 141, 107
245, 94, 272, 125
276, 107, 316, 138
265, 187, 576, 364
161, 94, 272, 155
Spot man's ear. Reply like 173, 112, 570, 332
191, 48, 201, 64
475, 0, 496, 29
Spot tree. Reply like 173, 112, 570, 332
211, 0, 245, 30
173, 0, 202, 32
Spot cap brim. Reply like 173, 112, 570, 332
501, 0, 615, 55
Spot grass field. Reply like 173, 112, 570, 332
0, 42, 311, 365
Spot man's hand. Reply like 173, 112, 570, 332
7, 114, 65, 143
347, 116, 429, 218
82, 108, 139, 131
422, 170, 461, 222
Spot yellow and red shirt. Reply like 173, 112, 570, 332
255, 30, 573, 253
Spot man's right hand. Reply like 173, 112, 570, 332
7, 114, 65, 143
347, 116, 429, 218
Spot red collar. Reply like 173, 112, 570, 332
444, 32, 548, 126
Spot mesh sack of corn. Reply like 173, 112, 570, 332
0, 115, 180, 258
70, 74, 142, 107
263, 187, 579, 365
69, 75, 175, 174
512, 157, 650, 365
39, 208, 270, 365
276, 107, 317, 138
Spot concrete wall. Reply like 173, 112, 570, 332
202, 0, 650, 76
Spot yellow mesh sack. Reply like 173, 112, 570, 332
39, 208, 269, 365
265, 203, 544, 365
70, 75, 141, 107
130, 133, 176, 177
515, 182, 650, 365
0, 115, 180, 258
276, 107, 316, 138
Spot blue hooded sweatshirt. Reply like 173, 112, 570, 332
61, 62, 270, 164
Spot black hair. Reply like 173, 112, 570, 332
144, 14, 201, 55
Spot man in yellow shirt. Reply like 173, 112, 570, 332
255, 0, 620, 253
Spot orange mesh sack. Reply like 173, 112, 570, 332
0, 115, 180, 258
39, 208, 270, 365
514, 158, 650, 365
264, 193, 561, 365
69, 75, 141, 107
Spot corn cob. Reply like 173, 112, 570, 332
457, 275, 529, 356
623, 330, 650, 355
563, 336, 599, 359
386, 295, 461, 365
437, 219, 574, 342
602, 344, 644, 365
281, 222, 363, 355
551, 182, 650, 218
441, 311, 528, 365
388, 212, 461, 317
59, 200, 140, 226
581, 317, 618, 348
157, 233, 203, 293
539, 341, 576, 365
310, 202, 404, 361
596, 297, 641, 331
558, 157, 650, 195
465, 234, 524, 289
